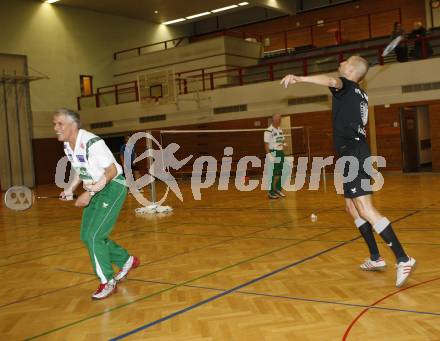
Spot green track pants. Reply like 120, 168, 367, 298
80, 175, 129, 283
269, 149, 285, 194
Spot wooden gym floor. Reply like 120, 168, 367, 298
1, 174, 440, 340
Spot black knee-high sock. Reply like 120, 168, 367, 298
355, 218, 380, 261
373, 217, 409, 263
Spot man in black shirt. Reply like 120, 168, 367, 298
280, 56, 416, 287
409, 21, 432, 59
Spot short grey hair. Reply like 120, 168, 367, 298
270, 113, 282, 124
55, 108, 81, 128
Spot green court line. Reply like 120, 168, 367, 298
24, 229, 335, 340
4, 219, 299, 308
0, 221, 186, 260
2, 208, 435, 268
0, 216, 82, 232
0, 279, 96, 309
135, 229, 440, 246
26, 202, 416, 340
0, 219, 179, 248
175, 221, 296, 229
7, 204, 413, 308
0, 223, 181, 267
125, 221, 295, 270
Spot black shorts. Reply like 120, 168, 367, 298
338, 141, 373, 199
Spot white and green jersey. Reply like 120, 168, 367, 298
264, 125, 285, 151
63, 129, 122, 184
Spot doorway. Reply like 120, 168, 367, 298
80, 75, 93, 96
400, 105, 432, 172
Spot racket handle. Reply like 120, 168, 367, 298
60, 194, 79, 200
36, 194, 78, 199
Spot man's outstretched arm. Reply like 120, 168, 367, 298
280, 74, 343, 89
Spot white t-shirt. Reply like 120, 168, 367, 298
63, 129, 122, 184
264, 125, 285, 151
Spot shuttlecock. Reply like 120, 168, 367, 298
310, 213, 318, 222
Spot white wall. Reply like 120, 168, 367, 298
113, 36, 262, 84
32, 56, 440, 138
0, 0, 189, 114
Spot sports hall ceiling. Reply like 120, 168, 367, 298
40, 0, 296, 24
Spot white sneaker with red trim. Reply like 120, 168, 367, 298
360, 257, 387, 271
396, 257, 416, 287
114, 255, 140, 282
91, 279, 117, 300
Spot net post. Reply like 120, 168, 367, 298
306, 126, 311, 169
146, 130, 156, 204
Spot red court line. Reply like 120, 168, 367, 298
342, 276, 440, 340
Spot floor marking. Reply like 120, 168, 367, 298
110, 234, 358, 340
25, 229, 334, 340
342, 276, 440, 340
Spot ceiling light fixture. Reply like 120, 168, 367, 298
45, 0, 61, 3
212, 5, 238, 13
154, 10, 158, 14
186, 12, 211, 19
162, 18, 186, 25
238, 2, 249, 5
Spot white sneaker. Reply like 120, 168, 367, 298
268, 192, 279, 199
360, 257, 387, 271
92, 279, 117, 300
275, 190, 286, 197
396, 257, 416, 287
114, 255, 140, 282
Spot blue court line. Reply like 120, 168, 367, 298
109, 235, 361, 340
109, 209, 432, 340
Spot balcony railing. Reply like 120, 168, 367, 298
78, 34, 440, 110
258, 8, 402, 53
77, 81, 138, 111
113, 8, 402, 60
175, 35, 440, 94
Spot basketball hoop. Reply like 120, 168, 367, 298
138, 70, 176, 107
